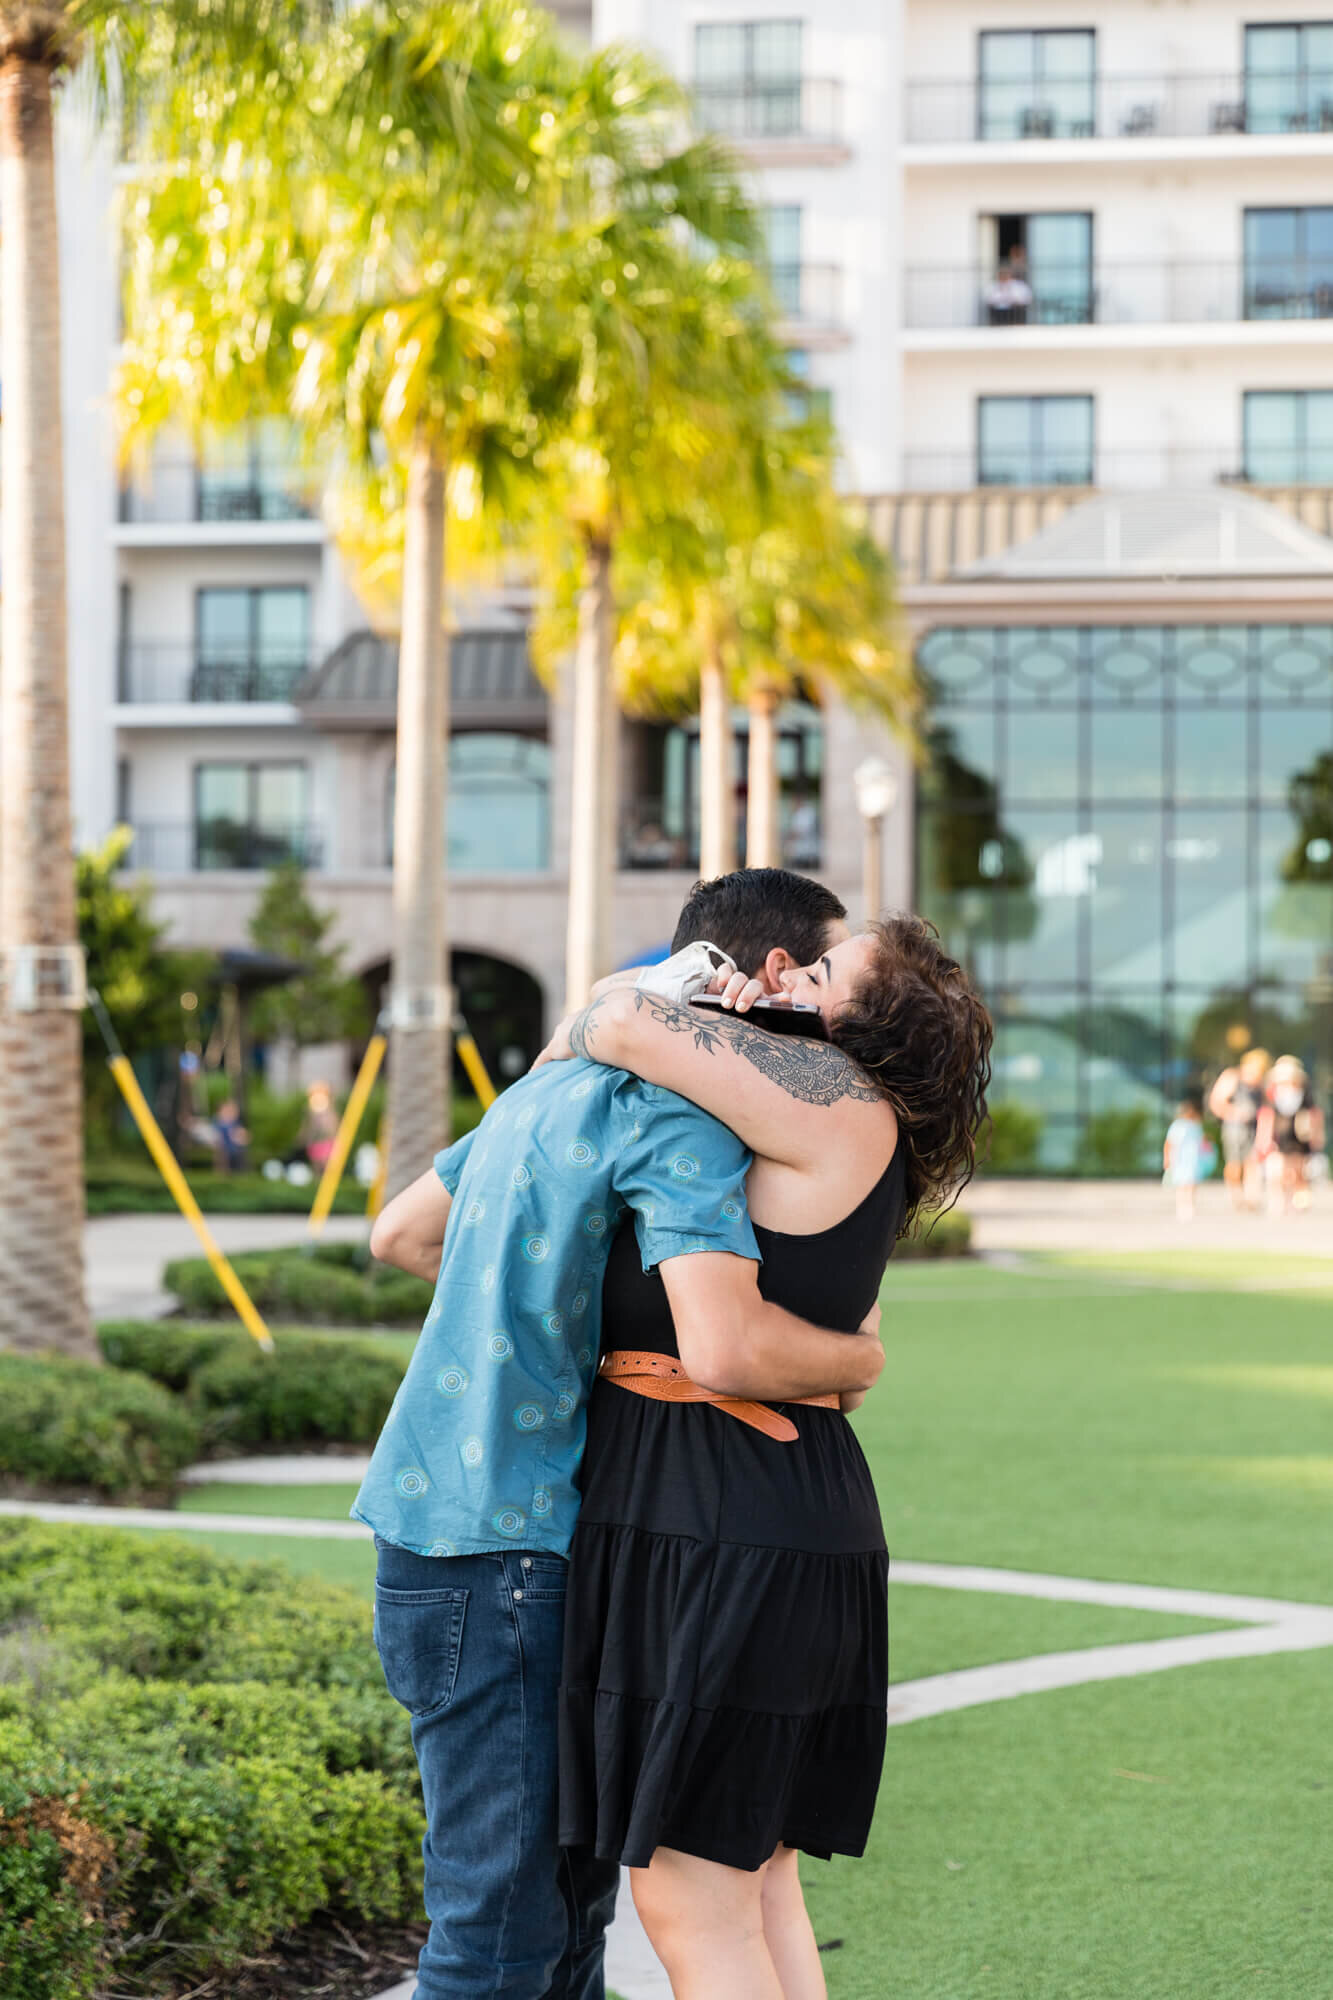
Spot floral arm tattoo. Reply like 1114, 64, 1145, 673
567, 988, 881, 1108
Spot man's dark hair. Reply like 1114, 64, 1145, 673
671, 868, 847, 976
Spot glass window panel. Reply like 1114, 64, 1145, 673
1003, 626, 1081, 703
915, 806, 1004, 990
925, 708, 999, 797
448, 733, 550, 872
1259, 623, 1333, 692
1091, 810, 1164, 985
1245, 389, 1301, 479
1081, 991, 1169, 1118
255, 587, 308, 662
1173, 708, 1250, 802
1258, 804, 1333, 982
254, 765, 306, 831
1006, 709, 1080, 801
1169, 808, 1250, 991
1261, 707, 1333, 805
1089, 627, 1164, 703
1041, 31, 1096, 83
751, 21, 801, 80
198, 589, 250, 660
1002, 809, 1084, 983
1028, 213, 1093, 324
1035, 396, 1094, 480
1090, 706, 1163, 801
989, 996, 1082, 1170
1172, 627, 1249, 694
694, 25, 745, 84
979, 32, 1032, 82
1246, 25, 1300, 132
197, 763, 248, 823
918, 629, 996, 696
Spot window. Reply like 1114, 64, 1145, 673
1244, 207, 1333, 318
386, 734, 551, 872
195, 586, 310, 701
783, 349, 832, 426
1245, 22, 1333, 133
982, 212, 1094, 325
977, 396, 1094, 486
763, 205, 802, 316
1244, 390, 1333, 481
622, 707, 823, 870
695, 21, 803, 137
978, 30, 1096, 141
915, 622, 1333, 1170
197, 420, 309, 522
195, 763, 312, 870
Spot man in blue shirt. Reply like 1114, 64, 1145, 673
360, 870, 883, 2000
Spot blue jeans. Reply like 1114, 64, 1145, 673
374, 1539, 620, 1999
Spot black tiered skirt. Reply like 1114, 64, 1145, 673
557, 1378, 889, 1872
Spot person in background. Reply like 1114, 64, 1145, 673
1208, 1046, 1270, 1212
1257, 1055, 1325, 1214
213, 1097, 249, 1174
301, 1080, 339, 1169
1163, 1098, 1208, 1220
984, 256, 1034, 326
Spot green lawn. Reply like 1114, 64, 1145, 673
107, 1249, 1333, 1998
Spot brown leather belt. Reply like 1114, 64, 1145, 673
598, 1349, 839, 1444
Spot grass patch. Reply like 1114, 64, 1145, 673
112, 1521, 377, 1599
806, 1649, 1333, 2000
886, 1585, 1224, 1684
177, 1481, 365, 1521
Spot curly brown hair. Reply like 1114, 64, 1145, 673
829, 915, 993, 1232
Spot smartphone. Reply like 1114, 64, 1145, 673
689, 992, 829, 1040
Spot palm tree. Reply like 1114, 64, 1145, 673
120, 1, 578, 1199
525, 69, 765, 1007
0, 0, 318, 1357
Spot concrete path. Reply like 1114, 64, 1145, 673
965, 1176, 1333, 1258
85, 1210, 367, 1321
181, 1454, 372, 1486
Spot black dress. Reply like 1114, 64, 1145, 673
558, 1150, 905, 1873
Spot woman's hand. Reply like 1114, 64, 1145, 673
841, 1301, 883, 1413
533, 1013, 580, 1069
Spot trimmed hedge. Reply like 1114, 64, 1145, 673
84, 1159, 368, 1217
895, 1206, 972, 1260
0, 1352, 200, 1501
98, 1320, 407, 1451
163, 1241, 434, 1326
0, 1521, 422, 1997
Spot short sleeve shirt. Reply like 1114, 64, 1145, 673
352, 1060, 758, 1559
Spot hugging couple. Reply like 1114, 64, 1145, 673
355, 867, 992, 2000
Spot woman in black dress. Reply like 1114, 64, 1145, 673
541, 916, 992, 1999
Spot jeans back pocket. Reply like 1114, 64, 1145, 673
373, 1585, 469, 1718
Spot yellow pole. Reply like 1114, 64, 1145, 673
366, 1117, 390, 1221
454, 1020, 497, 1109
308, 1031, 388, 1238
106, 1053, 275, 1354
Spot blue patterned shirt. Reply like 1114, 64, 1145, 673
352, 1059, 759, 1559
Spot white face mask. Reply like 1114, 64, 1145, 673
1274, 1084, 1304, 1116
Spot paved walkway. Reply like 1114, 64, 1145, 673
965, 1176, 1333, 1257
85, 1210, 367, 1320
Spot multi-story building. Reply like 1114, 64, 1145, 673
52, 1, 1333, 1160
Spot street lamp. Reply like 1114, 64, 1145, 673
853, 757, 899, 923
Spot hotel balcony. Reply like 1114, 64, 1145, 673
896, 447, 1305, 493
693, 78, 849, 163
121, 820, 325, 874
115, 456, 324, 546
905, 70, 1333, 150
117, 643, 313, 708
902, 261, 1333, 341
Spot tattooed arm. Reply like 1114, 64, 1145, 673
537, 985, 890, 1167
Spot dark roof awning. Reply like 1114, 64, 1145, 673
295, 627, 547, 731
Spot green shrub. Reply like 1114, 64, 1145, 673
98, 1320, 407, 1451
163, 1242, 434, 1326
1077, 1107, 1158, 1177
83, 1158, 367, 1216
895, 1206, 972, 1260
982, 1100, 1044, 1173
0, 1353, 199, 1500
190, 1338, 404, 1449
0, 1523, 423, 1994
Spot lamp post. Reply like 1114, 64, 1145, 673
853, 757, 899, 924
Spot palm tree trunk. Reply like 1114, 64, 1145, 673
0, 49, 94, 1358
698, 643, 735, 880
564, 534, 615, 1011
745, 684, 781, 869
384, 431, 450, 1199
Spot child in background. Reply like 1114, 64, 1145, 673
1163, 1099, 1209, 1220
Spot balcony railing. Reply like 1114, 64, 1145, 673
122, 821, 324, 873
905, 70, 1333, 146
897, 447, 1328, 492
694, 76, 843, 146
903, 261, 1333, 330
619, 798, 821, 873
117, 643, 313, 705
118, 457, 316, 526
770, 261, 843, 330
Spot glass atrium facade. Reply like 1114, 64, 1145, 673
916, 623, 1333, 1169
